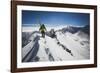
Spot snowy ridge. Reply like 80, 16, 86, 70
22, 25, 90, 62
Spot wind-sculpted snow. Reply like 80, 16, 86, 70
22, 35, 40, 62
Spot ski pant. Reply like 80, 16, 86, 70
41, 31, 45, 38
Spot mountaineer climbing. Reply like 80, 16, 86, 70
39, 24, 47, 38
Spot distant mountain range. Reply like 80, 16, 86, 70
56, 25, 90, 35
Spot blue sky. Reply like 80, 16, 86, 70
22, 10, 90, 27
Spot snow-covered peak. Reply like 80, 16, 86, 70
75, 30, 89, 40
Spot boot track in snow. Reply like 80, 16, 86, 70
42, 37, 55, 61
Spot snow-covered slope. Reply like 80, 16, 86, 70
22, 25, 90, 62
56, 31, 90, 60
36, 35, 75, 62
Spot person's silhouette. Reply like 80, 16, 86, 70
39, 24, 46, 38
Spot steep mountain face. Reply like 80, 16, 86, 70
22, 32, 32, 47
58, 26, 82, 34
74, 25, 90, 41
80, 25, 90, 35
22, 25, 90, 62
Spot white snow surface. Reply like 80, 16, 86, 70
36, 35, 75, 61
22, 26, 90, 62
56, 31, 90, 60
